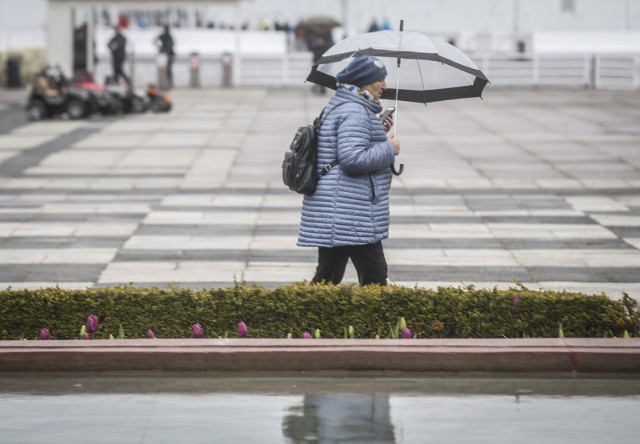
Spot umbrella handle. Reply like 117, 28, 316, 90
392, 163, 404, 176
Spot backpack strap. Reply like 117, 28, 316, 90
319, 160, 339, 176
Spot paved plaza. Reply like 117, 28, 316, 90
0, 86, 639, 299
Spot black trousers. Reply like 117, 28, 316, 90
312, 241, 388, 286
112, 58, 130, 84
165, 54, 174, 86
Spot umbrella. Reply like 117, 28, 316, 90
301, 15, 342, 29
306, 25, 488, 105
306, 21, 489, 174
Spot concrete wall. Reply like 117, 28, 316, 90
47, 0, 74, 76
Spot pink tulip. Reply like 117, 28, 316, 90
39, 328, 51, 340
146, 329, 156, 339
82, 332, 90, 340
191, 323, 203, 338
401, 328, 412, 339
303, 331, 312, 339
237, 321, 247, 337
86, 315, 99, 333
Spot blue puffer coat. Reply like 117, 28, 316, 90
297, 88, 396, 247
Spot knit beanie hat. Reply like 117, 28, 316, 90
336, 56, 387, 87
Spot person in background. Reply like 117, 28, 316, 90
306, 25, 334, 94
297, 56, 401, 285
381, 18, 393, 30
155, 24, 176, 87
108, 25, 130, 84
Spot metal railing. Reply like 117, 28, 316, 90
94, 52, 640, 90
477, 53, 640, 90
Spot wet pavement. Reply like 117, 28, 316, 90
0, 86, 639, 300
1, 372, 639, 443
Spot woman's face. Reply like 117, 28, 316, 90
362, 78, 387, 100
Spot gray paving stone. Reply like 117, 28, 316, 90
608, 227, 640, 238
388, 265, 532, 282
527, 267, 640, 283
0, 236, 126, 248
0, 127, 103, 178
135, 224, 255, 236
114, 249, 249, 262
22, 264, 106, 282
0, 104, 28, 135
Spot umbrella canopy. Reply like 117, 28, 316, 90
306, 30, 489, 104
301, 15, 342, 29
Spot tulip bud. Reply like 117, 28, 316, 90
287, 333, 292, 339
375, 334, 380, 340
401, 327, 412, 339
191, 323, 203, 338
314, 329, 321, 339
109, 334, 115, 340
348, 325, 354, 339
558, 324, 564, 339
624, 330, 630, 339
80, 325, 86, 339
146, 329, 156, 339
237, 321, 248, 338
86, 315, 99, 333
39, 328, 51, 340
83, 332, 90, 340
303, 331, 312, 339
399, 317, 407, 330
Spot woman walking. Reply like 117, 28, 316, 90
298, 55, 401, 285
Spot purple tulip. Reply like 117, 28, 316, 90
82, 332, 90, 340
303, 331, 312, 339
39, 328, 51, 340
191, 323, 203, 338
86, 315, 99, 333
401, 327, 412, 339
513, 294, 521, 309
237, 321, 248, 338
146, 329, 156, 339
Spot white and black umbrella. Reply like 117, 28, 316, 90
306, 21, 488, 174
306, 25, 489, 105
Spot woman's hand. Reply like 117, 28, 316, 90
382, 114, 394, 132
388, 134, 400, 156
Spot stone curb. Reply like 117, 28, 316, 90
1, 338, 639, 374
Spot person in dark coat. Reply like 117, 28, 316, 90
155, 25, 176, 87
305, 26, 334, 94
108, 26, 129, 84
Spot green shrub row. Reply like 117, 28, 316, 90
0, 284, 638, 340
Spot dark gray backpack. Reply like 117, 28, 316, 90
282, 104, 348, 196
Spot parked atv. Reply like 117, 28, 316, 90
104, 77, 149, 114
75, 77, 122, 115
146, 84, 172, 113
25, 66, 92, 121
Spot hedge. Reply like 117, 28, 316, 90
0, 284, 638, 340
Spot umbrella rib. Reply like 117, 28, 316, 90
415, 59, 428, 105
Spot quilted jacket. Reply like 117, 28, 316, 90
297, 88, 396, 247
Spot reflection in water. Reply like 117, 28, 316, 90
2, 373, 640, 443
283, 395, 395, 443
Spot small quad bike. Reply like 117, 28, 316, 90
25, 66, 93, 121
74, 76, 122, 115
104, 77, 149, 114
146, 84, 172, 113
